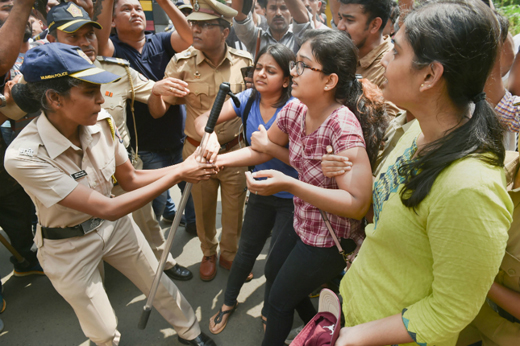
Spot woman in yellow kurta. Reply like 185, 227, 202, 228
334, 1, 513, 345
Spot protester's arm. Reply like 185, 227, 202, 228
93, 0, 116, 57
233, 12, 260, 54
335, 314, 412, 346
230, 0, 247, 22
247, 146, 372, 219
0, 0, 36, 75
250, 124, 291, 165
155, 0, 193, 50
283, 0, 309, 24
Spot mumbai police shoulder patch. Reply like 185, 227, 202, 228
97, 56, 131, 67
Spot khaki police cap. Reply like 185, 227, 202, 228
187, 0, 237, 24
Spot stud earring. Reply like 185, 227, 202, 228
421, 84, 424, 88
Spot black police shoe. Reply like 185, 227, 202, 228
178, 332, 217, 346
164, 264, 193, 281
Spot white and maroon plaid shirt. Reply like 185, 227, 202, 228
277, 100, 366, 248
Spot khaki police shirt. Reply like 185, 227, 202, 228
95, 57, 154, 148
356, 36, 401, 118
4, 110, 128, 229
163, 45, 253, 143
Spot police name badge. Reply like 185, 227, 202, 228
71, 170, 88, 180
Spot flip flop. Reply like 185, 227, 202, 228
209, 303, 238, 334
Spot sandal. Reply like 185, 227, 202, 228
261, 315, 267, 333
209, 303, 238, 334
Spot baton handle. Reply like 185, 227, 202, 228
138, 307, 152, 330
205, 82, 230, 133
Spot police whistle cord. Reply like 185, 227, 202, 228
138, 82, 239, 329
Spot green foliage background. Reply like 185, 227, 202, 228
498, 0, 520, 35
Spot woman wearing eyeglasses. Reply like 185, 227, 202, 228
209, 29, 388, 345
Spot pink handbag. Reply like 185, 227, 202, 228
290, 289, 341, 346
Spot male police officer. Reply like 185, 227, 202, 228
148, 0, 253, 282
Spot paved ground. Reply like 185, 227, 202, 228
0, 187, 307, 346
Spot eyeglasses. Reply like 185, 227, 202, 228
289, 61, 323, 76
188, 20, 222, 30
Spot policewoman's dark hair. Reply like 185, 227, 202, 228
250, 43, 294, 108
12, 77, 83, 114
300, 29, 388, 168
398, 0, 504, 209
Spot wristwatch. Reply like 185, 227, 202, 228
0, 94, 6, 108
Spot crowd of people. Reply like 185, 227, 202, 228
0, 0, 520, 345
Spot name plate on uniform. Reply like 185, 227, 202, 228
71, 170, 87, 180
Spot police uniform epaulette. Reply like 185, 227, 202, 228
174, 48, 197, 62
228, 47, 253, 61
96, 56, 131, 67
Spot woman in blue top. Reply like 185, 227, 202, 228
194, 43, 297, 335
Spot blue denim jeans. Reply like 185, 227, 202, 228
139, 148, 195, 223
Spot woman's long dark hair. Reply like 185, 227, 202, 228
250, 43, 295, 108
301, 29, 388, 168
398, 0, 504, 208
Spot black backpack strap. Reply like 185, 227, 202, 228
242, 93, 255, 147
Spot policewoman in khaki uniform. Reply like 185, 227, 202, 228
44, 2, 194, 281
4, 43, 218, 346
148, 0, 253, 281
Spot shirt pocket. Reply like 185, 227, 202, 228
101, 96, 126, 126
230, 82, 243, 95
186, 83, 213, 111
100, 157, 116, 194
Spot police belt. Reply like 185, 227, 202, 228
186, 133, 244, 152
41, 218, 104, 240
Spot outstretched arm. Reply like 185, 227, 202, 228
59, 149, 216, 221
155, 0, 193, 51
216, 118, 289, 167
0, 0, 36, 75
93, 0, 116, 57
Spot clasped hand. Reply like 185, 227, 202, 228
181, 147, 217, 183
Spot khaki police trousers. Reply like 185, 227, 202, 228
35, 215, 200, 345
112, 184, 176, 269
183, 140, 247, 261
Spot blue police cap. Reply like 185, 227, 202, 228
21, 43, 121, 84
47, 2, 102, 34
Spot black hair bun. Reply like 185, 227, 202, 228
12, 83, 41, 114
